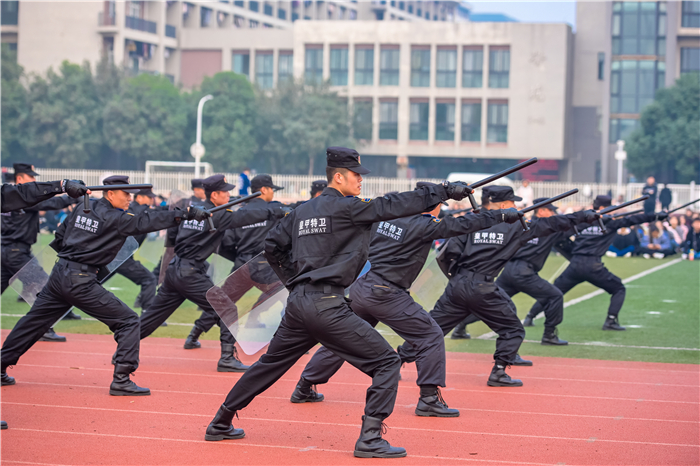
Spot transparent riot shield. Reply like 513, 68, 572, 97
9, 237, 139, 317
206, 252, 288, 355
410, 254, 448, 311
206, 253, 235, 286
159, 189, 189, 284
134, 233, 165, 267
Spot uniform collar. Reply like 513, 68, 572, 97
322, 187, 344, 197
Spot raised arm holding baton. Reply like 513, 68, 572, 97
517, 189, 580, 231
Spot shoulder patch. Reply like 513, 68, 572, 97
358, 197, 372, 203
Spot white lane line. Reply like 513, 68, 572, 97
6, 401, 697, 425
4, 428, 556, 466
12, 379, 699, 405
477, 258, 684, 340
0, 314, 192, 327
520, 339, 700, 352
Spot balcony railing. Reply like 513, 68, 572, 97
125, 16, 157, 34
98, 11, 116, 26
165, 24, 176, 38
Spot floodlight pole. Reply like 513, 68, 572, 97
194, 94, 213, 178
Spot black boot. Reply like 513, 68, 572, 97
487, 363, 523, 387
184, 326, 204, 349
1, 372, 16, 386
109, 364, 150, 396
602, 315, 626, 331
542, 328, 568, 345
353, 415, 406, 458
63, 310, 82, 320
39, 328, 66, 342
512, 354, 533, 366
290, 377, 324, 403
450, 322, 470, 340
415, 386, 459, 417
205, 404, 245, 441
523, 315, 535, 327
217, 344, 250, 372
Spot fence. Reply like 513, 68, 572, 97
4, 167, 698, 211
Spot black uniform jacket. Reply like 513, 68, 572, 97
127, 201, 151, 246
264, 185, 449, 289
368, 210, 502, 289
174, 199, 277, 263
2, 195, 75, 246
224, 197, 281, 265
510, 218, 585, 272
1, 181, 65, 213
571, 213, 655, 258
51, 197, 182, 268
446, 212, 588, 278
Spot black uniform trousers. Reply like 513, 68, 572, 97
116, 256, 157, 310
529, 255, 625, 319
495, 260, 564, 333
0, 260, 141, 369
139, 257, 235, 344
1, 243, 38, 294
398, 271, 525, 366
222, 285, 401, 420
301, 272, 446, 387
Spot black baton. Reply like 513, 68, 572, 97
82, 184, 154, 213
202, 191, 263, 232
457, 158, 538, 213
518, 189, 579, 231
665, 198, 700, 215
594, 195, 650, 234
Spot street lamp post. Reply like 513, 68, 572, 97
192, 94, 213, 178
614, 139, 627, 201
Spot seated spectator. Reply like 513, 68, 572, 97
670, 216, 688, 242
682, 218, 700, 260
607, 227, 639, 257
637, 226, 676, 259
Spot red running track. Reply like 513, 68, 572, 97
1, 331, 698, 465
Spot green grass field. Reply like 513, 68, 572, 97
2, 234, 699, 365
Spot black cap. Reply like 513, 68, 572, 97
310, 179, 327, 195
3, 172, 15, 183
593, 195, 612, 209
191, 179, 204, 189
103, 175, 141, 193
13, 163, 39, 177
416, 181, 448, 206
203, 174, 236, 193
326, 147, 370, 175
251, 174, 284, 192
481, 186, 522, 204
135, 188, 156, 198
533, 197, 558, 212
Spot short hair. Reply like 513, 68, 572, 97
326, 166, 349, 183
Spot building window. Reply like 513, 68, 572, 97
417, 8, 422, 16
278, 8, 286, 19
435, 102, 455, 141
305, 46, 323, 85
249, 1, 259, 12
264, 3, 273, 16
353, 99, 373, 140
255, 52, 273, 89
489, 47, 510, 88
461, 101, 482, 142
330, 46, 348, 86
462, 47, 483, 88
598, 52, 605, 80
201, 7, 213, 27
610, 60, 664, 114
436, 48, 457, 88
409, 101, 429, 140
681, 47, 700, 75
278, 52, 293, 83
612, 1, 666, 56
399, 1, 405, 10
380, 46, 400, 85
682, 1, 700, 28
609, 118, 639, 143
232, 51, 250, 78
487, 101, 508, 143
249, 19, 259, 28
349, 9, 357, 19
1, 1, 19, 25
379, 100, 399, 140
234, 1, 244, 6
292, 12, 299, 21
355, 46, 374, 85
411, 47, 431, 87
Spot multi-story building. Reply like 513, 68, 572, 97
573, 0, 700, 183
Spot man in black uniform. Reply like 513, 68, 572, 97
526, 195, 663, 330
184, 174, 285, 350
139, 174, 286, 372
309, 179, 327, 198
289, 182, 520, 418
190, 178, 206, 205
115, 188, 159, 311
1, 178, 88, 213
398, 187, 595, 387
1, 164, 82, 342
1, 176, 206, 394
204, 147, 472, 458
642, 176, 658, 214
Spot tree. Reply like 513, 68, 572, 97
1, 44, 27, 164
627, 73, 700, 183
103, 73, 188, 168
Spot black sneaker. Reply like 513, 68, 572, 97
512, 354, 533, 366
523, 315, 535, 327
602, 316, 626, 331
487, 364, 523, 387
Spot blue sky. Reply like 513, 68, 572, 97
468, 1, 577, 28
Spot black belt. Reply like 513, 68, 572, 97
367, 270, 407, 291
296, 283, 345, 295
175, 256, 206, 269
459, 269, 494, 282
58, 258, 100, 274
